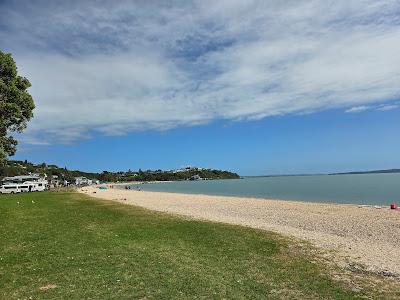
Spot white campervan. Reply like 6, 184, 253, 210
35, 181, 47, 192
0, 184, 21, 194
18, 181, 47, 192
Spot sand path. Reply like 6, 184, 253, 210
79, 186, 400, 277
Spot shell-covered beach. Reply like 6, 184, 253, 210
81, 186, 400, 277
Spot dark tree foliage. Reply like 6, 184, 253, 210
0, 51, 35, 161
102, 168, 240, 182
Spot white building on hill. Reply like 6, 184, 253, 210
75, 177, 93, 185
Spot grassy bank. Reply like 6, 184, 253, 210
0, 192, 398, 299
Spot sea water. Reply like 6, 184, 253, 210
133, 173, 400, 205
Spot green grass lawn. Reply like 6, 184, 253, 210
0, 191, 398, 299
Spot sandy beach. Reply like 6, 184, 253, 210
80, 186, 400, 277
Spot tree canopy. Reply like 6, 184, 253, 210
0, 51, 35, 161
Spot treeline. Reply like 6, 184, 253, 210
99, 169, 240, 182
0, 160, 240, 182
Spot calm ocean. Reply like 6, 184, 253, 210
134, 173, 400, 205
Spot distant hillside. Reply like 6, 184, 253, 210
330, 169, 400, 175
0, 160, 240, 182
98, 167, 240, 182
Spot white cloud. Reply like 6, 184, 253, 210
345, 102, 399, 113
376, 104, 399, 111
1, 0, 399, 144
345, 106, 371, 113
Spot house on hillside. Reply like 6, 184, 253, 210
74, 177, 99, 185
189, 174, 202, 181
173, 166, 199, 173
74, 177, 93, 185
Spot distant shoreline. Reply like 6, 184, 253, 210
246, 168, 400, 178
329, 168, 400, 175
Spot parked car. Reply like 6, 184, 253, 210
0, 184, 21, 194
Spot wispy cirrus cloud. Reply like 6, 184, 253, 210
1, 0, 399, 143
345, 106, 371, 113
376, 104, 399, 111
345, 102, 399, 113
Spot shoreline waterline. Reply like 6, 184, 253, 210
120, 184, 363, 207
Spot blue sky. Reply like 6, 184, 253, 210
1, 0, 400, 175
13, 107, 400, 175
